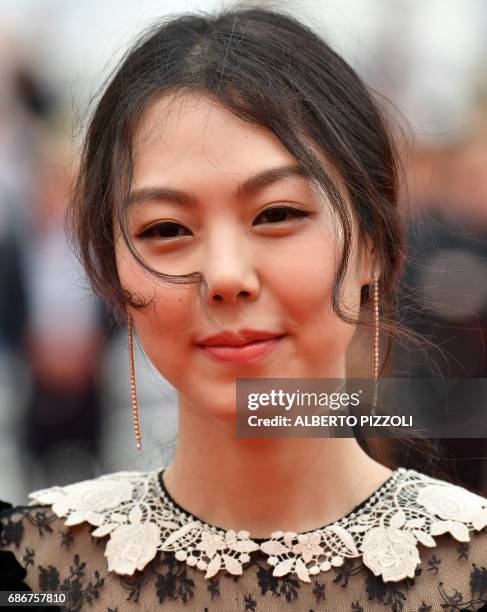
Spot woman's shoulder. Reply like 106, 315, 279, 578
340, 466, 487, 610
352, 466, 487, 572
0, 500, 35, 592
1, 502, 110, 611
0, 499, 66, 610
0, 469, 156, 547
0, 470, 151, 609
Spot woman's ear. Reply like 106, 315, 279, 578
359, 234, 381, 286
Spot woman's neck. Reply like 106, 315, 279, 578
162, 401, 393, 538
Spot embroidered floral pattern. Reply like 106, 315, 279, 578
416, 483, 487, 526
105, 522, 161, 574
25, 467, 487, 587
361, 526, 420, 581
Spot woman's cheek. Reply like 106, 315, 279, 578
131, 306, 192, 391
118, 259, 197, 378
132, 286, 195, 344
275, 244, 336, 318
280, 251, 359, 371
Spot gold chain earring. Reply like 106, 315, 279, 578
127, 311, 142, 451
371, 270, 380, 413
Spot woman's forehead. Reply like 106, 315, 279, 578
131, 92, 342, 198
132, 92, 296, 177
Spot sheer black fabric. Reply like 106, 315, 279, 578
2, 497, 487, 611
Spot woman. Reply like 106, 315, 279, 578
2, 5, 487, 611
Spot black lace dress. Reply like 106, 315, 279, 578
1, 467, 487, 611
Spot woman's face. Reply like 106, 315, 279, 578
114, 92, 372, 421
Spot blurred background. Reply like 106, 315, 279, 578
0, 0, 486, 504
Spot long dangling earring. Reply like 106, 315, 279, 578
127, 311, 142, 451
371, 270, 380, 413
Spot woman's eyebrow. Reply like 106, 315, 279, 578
125, 164, 311, 209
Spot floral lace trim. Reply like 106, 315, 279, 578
27, 467, 487, 584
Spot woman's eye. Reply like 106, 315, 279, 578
254, 206, 309, 225
137, 222, 191, 240
137, 206, 308, 240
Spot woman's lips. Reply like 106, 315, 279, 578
199, 335, 285, 364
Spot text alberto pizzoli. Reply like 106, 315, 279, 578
248, 414, 413, 427
246, 390, 412, 428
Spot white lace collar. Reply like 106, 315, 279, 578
27, 467, 487, 584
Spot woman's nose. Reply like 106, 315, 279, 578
202, 233, 260, 305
